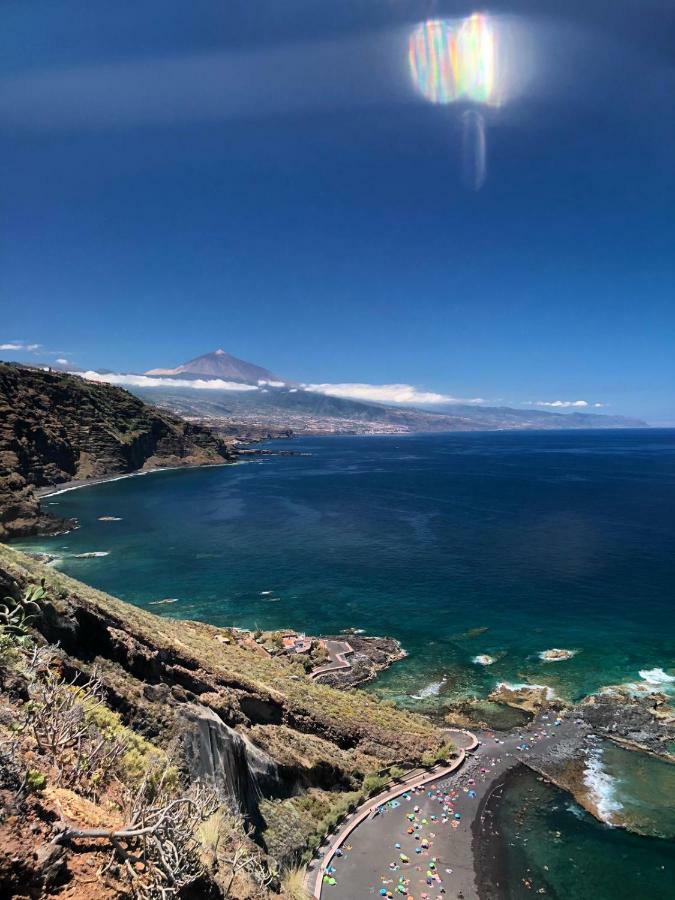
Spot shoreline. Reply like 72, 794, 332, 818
34, 459, 237, 499
472, 766, 518, 900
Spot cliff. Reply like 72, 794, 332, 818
0, 544, 450, 898
0, 363, 236, 540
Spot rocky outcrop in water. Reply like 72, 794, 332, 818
0, 363, 236, 539
314, 635, 407, 688
578, 686, 675, 759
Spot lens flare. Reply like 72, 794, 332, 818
408, 14, 498, 105
462, 109, 486, 190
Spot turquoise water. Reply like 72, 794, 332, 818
483, 766, 675, 899
18, 430, 675, 705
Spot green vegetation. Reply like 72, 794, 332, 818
421, 740, 457, 766
261, 788, 362, 864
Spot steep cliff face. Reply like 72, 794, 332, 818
0, 363, 236, 539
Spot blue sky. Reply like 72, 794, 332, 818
1, 1, 674, 421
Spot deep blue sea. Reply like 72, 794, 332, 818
22, 429, 675, 707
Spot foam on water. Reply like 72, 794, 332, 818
472, 654, 496, 665
583, 748, 623, 824
638, 667, 675, 686
411, 676, 447, 700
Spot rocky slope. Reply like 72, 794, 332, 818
0, 363, 236, 540
0, 544, 450, 897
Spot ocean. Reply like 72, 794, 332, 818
22, 429, 675, 708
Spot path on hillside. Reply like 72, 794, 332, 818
310, 639, 354, 679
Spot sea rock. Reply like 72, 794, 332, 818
489, 682, 565, 714
312, 635, 407, 688
539, 648, 578, 662
23, 552, 59, 565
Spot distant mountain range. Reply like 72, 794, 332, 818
16, 349, 647, 434
133, 350, 646, 434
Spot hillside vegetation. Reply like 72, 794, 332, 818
0, 544, 451, 898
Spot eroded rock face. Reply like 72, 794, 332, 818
0, 363, 236, 539
179, 704, 290, 826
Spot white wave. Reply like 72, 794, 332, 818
639, 667, 675, 686
73, 551, 109, 558
411, 676, 447, 700
260, 591, 273, 595
583, 748, 622, 824
41, 471, 151, 497
539, 648, 578, 662
472, 654, 496, 666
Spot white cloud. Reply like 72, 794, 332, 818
534, 400, 589, 408
0, 341, 41, 352
56, 358, 69, 365
258, 379, 286, 388
76, 371, 259, 391
303, 383, 484, 406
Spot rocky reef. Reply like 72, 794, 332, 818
0, 363, 236, 540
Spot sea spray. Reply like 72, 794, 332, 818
638, 668, 675, 687
583, 747, 623, 825
411, 676, 447, 700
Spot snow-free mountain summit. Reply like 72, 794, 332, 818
146, 349, 281, 385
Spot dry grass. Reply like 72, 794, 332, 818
281, 866, 310, 899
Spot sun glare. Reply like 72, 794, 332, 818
408, 14, 498, 106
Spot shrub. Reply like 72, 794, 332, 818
362, 773, 389, 796
24, 769, 47, 793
